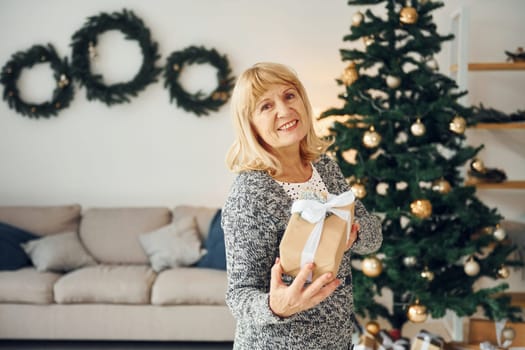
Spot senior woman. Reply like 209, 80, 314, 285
222, 62, 382, 349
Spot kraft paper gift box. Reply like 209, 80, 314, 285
354, 331, 381, 350
410, 330, 444, 350
279, 191, 355, 282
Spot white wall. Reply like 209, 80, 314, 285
1, 0, 524, 220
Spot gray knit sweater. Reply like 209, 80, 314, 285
222, 155, 382, 350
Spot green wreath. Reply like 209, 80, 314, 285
0, 44, 74, 119
164, 46, 235, 116
71, 9, 161, 106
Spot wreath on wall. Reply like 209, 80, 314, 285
70, 9, 161, 106
164, 46, 235, 116
0, 44, 74, 119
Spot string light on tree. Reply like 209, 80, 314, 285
403, 256, 417, 267
420, 266, 435, 281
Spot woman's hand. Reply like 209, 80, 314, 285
268, 258, 340, 318
345, 221, 360, 251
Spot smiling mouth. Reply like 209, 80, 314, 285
278, 120, 298, 131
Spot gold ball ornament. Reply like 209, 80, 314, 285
403, 256, 417, 267
365, 321, 381, 336
410, 199, 432, 219
420, 267, 435, 281
464, 257, 480, 276
363, 35, 375, 47
449, 116, 467, 134
471, 158, 485, 172
351, 182, 367, 199
407, 302, 428, 323
386, 75, 401, 88
362, 256, 383, 277
352, 11, 364, 26
376, 182, 389, 196
497, 265, 510, 279
410, 118, 426, 136
342, 62, 359, 86
493, 226, 507, 241
431, 178, 451, 194
400, 5, 418, 24
501, 327, 516, 341
363, 126, 382, 148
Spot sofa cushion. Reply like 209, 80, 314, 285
0, 204, 81, 236
54, 265, 156, 304
195, 209, 226, 270
173, 205, 218, 241
80, 207, 171, 264
22, 232, 97, 272
0, 222, 39, 270
151, 267, 227, 306
139, 216, 206, 272
0, 267, 61, 304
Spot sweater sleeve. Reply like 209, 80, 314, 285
222, 174, 296, 326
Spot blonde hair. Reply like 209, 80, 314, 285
225, 62, 331, 175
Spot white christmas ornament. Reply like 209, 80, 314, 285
352, 11, 364, 26
493, 226, 506, 241
464, 258, 480, 276
386, 75, 401, 88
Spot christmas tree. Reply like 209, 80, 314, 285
321, 0, 522, 332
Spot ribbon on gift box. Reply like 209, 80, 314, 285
378, 330, 410, 350
290, 190, 355, 280
414, 330, 444, 350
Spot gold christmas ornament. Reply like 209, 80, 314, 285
407, 301, 428, 323
351, 182, 367, 199
386, 75, 401, 88
362, 256, 383, 277
342, 62, 359, 86
410, 199, 432, 219
470, 158, 485, 172
376, 182, 389, 196
342, 148, 358, 165
431, 178, 451, 194
363, 35, 375, 47
501, 327, 516, 341
464, 256, 480, 276
449, 115, 467, 134
400, 3, 419, 25
497, 265, 510, 279
410, 118, 426, 136
365, 321, 381, 336
363, 126, 382, 148
352, 11, 364, 26
420, 267, 435, 281
493, 225, 507, 241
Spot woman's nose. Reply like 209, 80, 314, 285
275, 99, 289, 118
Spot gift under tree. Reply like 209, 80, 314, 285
320, 0, 522, 334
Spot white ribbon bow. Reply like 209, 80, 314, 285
291, 191, 355, 280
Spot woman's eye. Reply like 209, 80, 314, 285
260, 103, 271, 111
285, 92, 296, 100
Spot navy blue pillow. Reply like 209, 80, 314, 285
0, 222, 39, 270
196, 209, 226, 270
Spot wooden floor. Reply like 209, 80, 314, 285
0, 341, 233, 350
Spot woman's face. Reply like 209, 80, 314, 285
251, 84, 308, 154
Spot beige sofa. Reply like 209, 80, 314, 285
0, 204, 235, 341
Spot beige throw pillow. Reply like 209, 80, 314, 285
21, 232, 97, 272
139, 216, 205, 272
